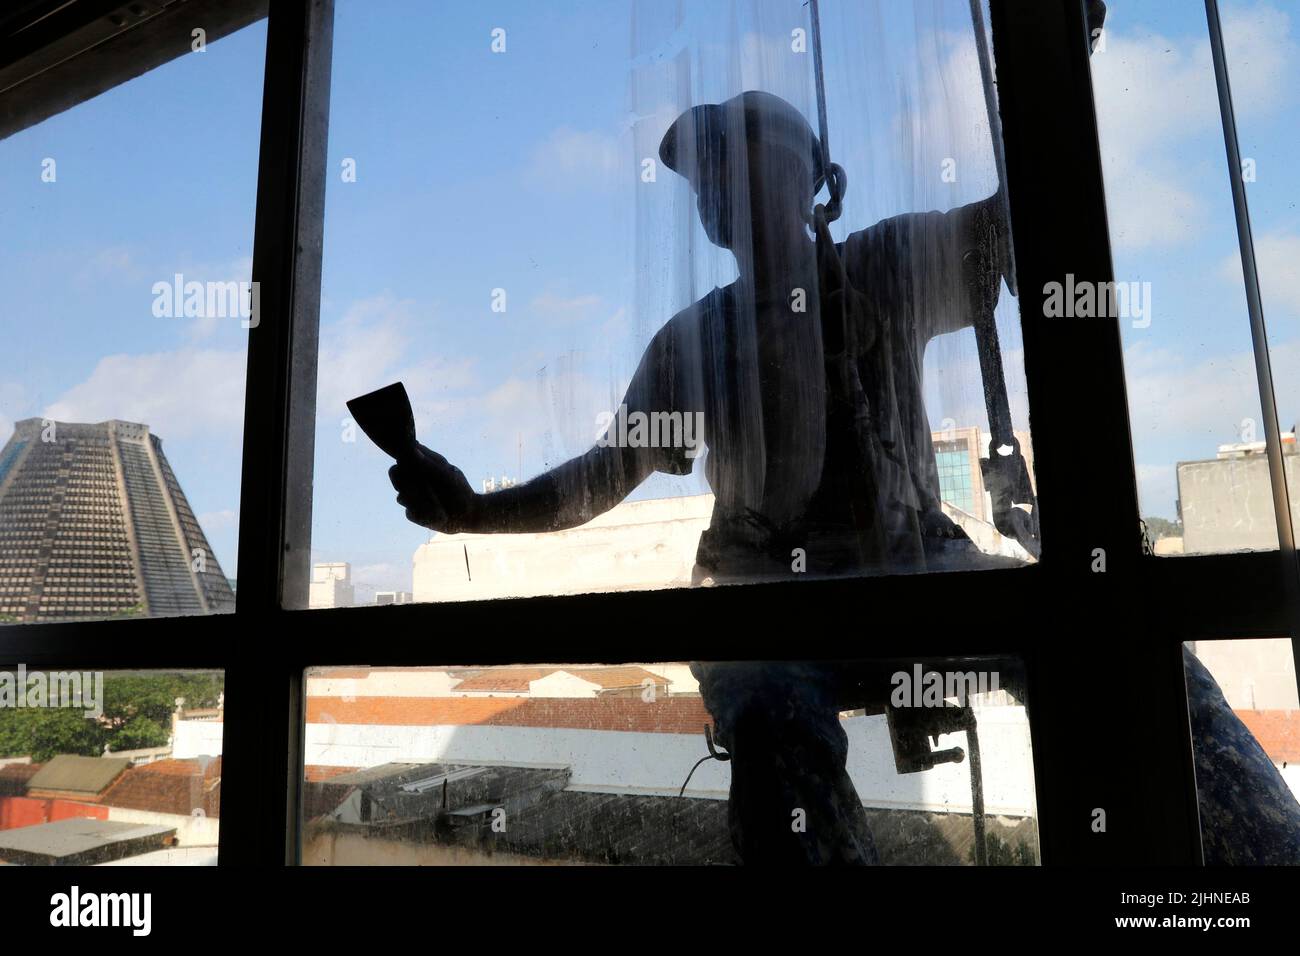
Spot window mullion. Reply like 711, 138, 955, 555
222, 0, 334, 867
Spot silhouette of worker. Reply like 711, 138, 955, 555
388, 0, 1300, 866
391, 89, 1011, 864
391, 89, 1006, 570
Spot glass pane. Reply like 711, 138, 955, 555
0, 23, 267, 622
0, 668, 223, 866
305, 0, 1038, 609
1182, 639, 1300, 864
1090, 0, 1291, 554
1215, 6, 1300, 547
300, 659, 1036, 866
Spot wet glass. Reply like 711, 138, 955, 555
300, 658, 1036, 866
1214, 5, 1300, 549
304, 0, 1038, 609
1090, 0, 1298, 555
0, 668, 224, 866
1182, 638, 1300, 864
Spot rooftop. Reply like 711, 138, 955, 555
26, 755, 130, 798
0, 818, 175, 866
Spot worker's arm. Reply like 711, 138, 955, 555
842, 192, 1013, 344
390, 319, 696, 535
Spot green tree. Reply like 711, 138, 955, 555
0, 670, 222, 760
1143, 515, 1183, 540
0, 707, 106, 762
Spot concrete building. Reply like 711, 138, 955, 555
0, 419, 234, 622
1177, 433, 1299, 554
1189, 638, 1299, 712
413, 493, 713, 602
309, 562, 355, 609
1175, 442, 1300, 702
1176, 438, 1300, 797
412, 427, 1035, 603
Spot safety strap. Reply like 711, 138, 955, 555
968, 0, 1040, 557
808, 0, 1038, 557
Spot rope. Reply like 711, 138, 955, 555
808, 0, 844, 222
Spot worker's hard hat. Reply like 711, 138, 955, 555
659, 91, 825, 192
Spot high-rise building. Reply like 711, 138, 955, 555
0, 419, 234, 623
933, 426, 986, 521
930, 426, 1037, 525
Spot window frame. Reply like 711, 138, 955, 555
2, 0, 1298, 867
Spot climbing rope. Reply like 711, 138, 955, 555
808, 0, 846, 223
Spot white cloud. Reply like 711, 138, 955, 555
473, 364, 615, 467
1122, 337, 1300, 443
196, 508, 239, 532
179, 255, 256, 340
1090, 3, 1296, 250
1218, 231, 1300, 317
901, 29, 999, 196
1124, 334, 1300, 516
315, 293, 629, 471
77, 246, 144, 282
526, 127, 623, 192
42, 348, 248, 442
0, 382, 29, 441
529, 291, 605, 323
315, 293, 477, 433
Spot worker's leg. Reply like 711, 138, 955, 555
1183, 646, 1300, 864
691, 661, 879, 864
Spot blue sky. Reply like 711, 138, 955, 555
0, 1, 1296, 601
1090, 0, 1300, 534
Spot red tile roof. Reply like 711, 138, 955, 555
1234, 709, 1300, 763
579, 666, 672, 690
309, 668, 372, 679
451, 666, 670, 693
99, 758, 221, 818
307, 695, 712, 735
0, 764, 41, 797
304, 765, 360, 783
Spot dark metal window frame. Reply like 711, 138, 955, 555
3, 0, 1298, 867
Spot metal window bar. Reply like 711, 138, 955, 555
5, 0, 1298, 867
1204, 0, 1300, 677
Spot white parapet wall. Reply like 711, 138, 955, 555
413, 494, 715, 602
172, 720, 225, 760
102, 805, 220, 847
302, 705, 1039, 817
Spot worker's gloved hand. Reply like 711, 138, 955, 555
389, 444, 480, 533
